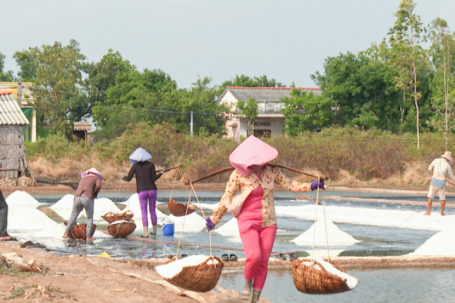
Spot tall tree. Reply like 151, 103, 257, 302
33, 39, 87, 137
0, 53, 14, 81
388, 0, 429, 148
13, 49, 37, 82
311, 51, 403, 130
282, 89, 333, 135
427, 18, 455, 146
236, 97, 258, 136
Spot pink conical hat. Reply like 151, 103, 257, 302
229, 136, 278, 177
81, 167, 103, 180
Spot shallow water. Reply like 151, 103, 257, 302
220, 268, 455, 302
7, 189, 447, 258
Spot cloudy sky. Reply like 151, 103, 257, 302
2, 0, 455, 89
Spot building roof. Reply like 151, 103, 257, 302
0, 82, 35, 107
74, 122, 92, 131
0, 91, 30, 125
220, 86, 322, 102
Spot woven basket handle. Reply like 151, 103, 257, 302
199, 256, 222, 268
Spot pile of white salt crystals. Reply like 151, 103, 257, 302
155, 255, 219, 279
299, 257, 359, 290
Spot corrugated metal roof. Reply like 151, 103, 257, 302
220, 86, 322, 102
0, 92, 30, 125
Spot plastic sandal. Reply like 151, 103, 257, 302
229, 254, 238, 261
221, 254, 229, 261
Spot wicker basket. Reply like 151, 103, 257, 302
67, 223, 97, 240
107, 221, 137, 238
101, 211, 134, 224
162, 256, 223, 292
167, 198, 197, 217
292, 258, 351, 294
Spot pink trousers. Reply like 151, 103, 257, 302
238, 185, 277, 290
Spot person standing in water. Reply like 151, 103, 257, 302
122, 147, 164, 237
425, 151, 455, 216
63, 168, 103, 241
205, 136, 324, 303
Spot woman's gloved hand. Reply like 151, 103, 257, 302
205, 217, 216, 231
311, 180, 325, 191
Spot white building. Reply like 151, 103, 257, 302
220, 86, 321, 140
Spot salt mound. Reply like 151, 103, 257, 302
155, 255, 219, 279
6, 191, 40, 206
33, 222, 66, 238
168, 213, 207, 232
93, 198, 120, 213
299, 257, 359, 290
8, 208, 57, 230
121, 193, 164, 206
291, 220, 360, 246
52, 208, 85, 221
51, 194, 75, 209
215, 218, 240, 236
412, 229, 455, 256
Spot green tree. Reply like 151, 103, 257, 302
221, 75, 285, 89
0, 53, 14, 81
388, 0, 429, 148
282, 89, 333, 135
311, 51, 403, 130
13, 49, 37, 82
236, 97, 258, 136
33, 39, 87, 137
427, 18, 455, 146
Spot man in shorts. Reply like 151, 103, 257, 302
425, 151, 455, 216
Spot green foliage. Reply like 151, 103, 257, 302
282, 89, 333, 135
33, 39, 88, 138
0, 52, 14, 81
221, 74, 285, 89
13, 49, 37, 82
311, 51, 403, 131
236, 97, 258, 136
25, 134, 89, 163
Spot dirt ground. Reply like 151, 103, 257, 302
0, 241, 195, 303
0, 241, 258, 303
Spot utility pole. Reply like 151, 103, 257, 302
190, 111, 193, 136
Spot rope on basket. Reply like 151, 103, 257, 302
175, 190, 193, 258
321, 182, 331, 261
189, 181, 213, 257
310, 177, 321, 263
168, 166, 180, 201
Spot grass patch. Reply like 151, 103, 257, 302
4, 285, 36, 300
0, 263, 37, 279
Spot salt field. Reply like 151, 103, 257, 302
5, 189, 455, 301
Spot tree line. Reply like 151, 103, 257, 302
0, 0, 454, 148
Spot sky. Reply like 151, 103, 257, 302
1, 0, 455, 89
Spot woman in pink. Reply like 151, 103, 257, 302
206, 136, 324, 303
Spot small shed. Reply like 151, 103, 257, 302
0, 91, 34, 182
73, 122, 92, 142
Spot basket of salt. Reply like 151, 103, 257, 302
167, 198, 197, 217
67, 223, 97, 240
102, 211, 134, 224
107, 220, 137, 238
155, 255, 223, 292
292, 258, 359, 294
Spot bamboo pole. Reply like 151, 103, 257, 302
156, 164, 183, 173
185, 164, 324, 184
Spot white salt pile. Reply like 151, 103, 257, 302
167, 213, 207, 232
291, 220, 360, 246
51, 208, 85, 221
92, 198, 120, 213
33, 223, 66, 238
120, 193, 164, 206
50, 194, 75, 210
215, 218, 239, 236
8, 208, 57, 230
6, 191, 40, 206
155, 255, 219, 279
299, 257, 359, 290
412, 229, 455, 256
